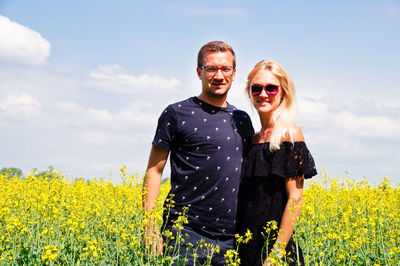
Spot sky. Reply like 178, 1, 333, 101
0, 0, 399, 184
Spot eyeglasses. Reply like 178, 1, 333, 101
250, 84, 279, 97
200, 65, 235, 77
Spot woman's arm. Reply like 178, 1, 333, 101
274, 125, 305, 249
274, 176, 304, 249
264, 176, 304, 266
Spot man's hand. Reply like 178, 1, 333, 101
144, 222, 163, 256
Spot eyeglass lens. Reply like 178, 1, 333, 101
203, 66, 234, 76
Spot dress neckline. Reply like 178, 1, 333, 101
251, 141, 305, 145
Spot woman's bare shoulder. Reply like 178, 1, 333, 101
280, 126, 304, 142
293, 125, 305, 142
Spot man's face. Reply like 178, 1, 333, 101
196, 51, 236, 99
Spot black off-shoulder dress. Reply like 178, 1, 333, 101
236, 142, 317, 266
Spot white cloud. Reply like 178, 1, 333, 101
96, 64, 124, 73
79, 130, 143, 145
298, 96, 400, 138
58, 102, 84, 113
298, 96, 328, 116
87, 64, 181, 94
334, 112, 400, 138
377, 98, 400, 109
54, 100, 160, 132
0, 93, 42, 118
80, 130, 116, 144
86, 108, 114, 124
87, 162, 125, 178
0, 15, 50, 65
1, 60, 397, 183
116, 102, 160, 129
55, 104, 114, 127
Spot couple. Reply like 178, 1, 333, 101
144, 41, 317, 265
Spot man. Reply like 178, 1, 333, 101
143, 41, 253, 265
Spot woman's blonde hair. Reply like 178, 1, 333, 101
245, 60, 297, 150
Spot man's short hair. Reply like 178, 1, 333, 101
197, 41, 236, 68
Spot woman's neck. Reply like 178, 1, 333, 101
259, 112, 274, 132
255, 112, 275, 143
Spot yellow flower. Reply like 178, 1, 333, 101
0, 167, 398, 264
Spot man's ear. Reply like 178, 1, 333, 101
196, 67, 202, 79
231, 68, 236, 81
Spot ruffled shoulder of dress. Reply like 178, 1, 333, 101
242, 142, 317, 180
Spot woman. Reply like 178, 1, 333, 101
236, 60, 317, 266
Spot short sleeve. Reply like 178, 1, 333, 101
244, 113, 255, 140
232, 110, 255, 144
151, 105, 177, 151
271, 142, 317, 179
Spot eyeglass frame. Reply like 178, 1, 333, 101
200, 65, 235, 77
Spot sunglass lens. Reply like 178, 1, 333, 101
251, 85, 263, 95
265, 85, 279, 95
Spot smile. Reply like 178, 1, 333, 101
256, 99, 271, 105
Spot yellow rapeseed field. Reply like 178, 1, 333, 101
0, 166, 399, 265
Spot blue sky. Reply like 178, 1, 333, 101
0, 0, 399, 184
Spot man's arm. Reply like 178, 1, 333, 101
143, 145, 169, 210
142, 145, 169, 255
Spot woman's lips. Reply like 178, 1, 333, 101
256, 99, 271, 106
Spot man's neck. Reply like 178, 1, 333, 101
197, 93, 228, 108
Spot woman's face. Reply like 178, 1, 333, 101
250, 69, 283, 114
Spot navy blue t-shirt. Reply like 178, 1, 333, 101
152, 96, 254, 237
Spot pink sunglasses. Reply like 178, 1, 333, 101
250, 84, 279, 96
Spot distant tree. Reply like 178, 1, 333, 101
33, 165, 57, 180
0, 167, 24, 179
161, 177, 170, 184
73, 176, 91, 184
